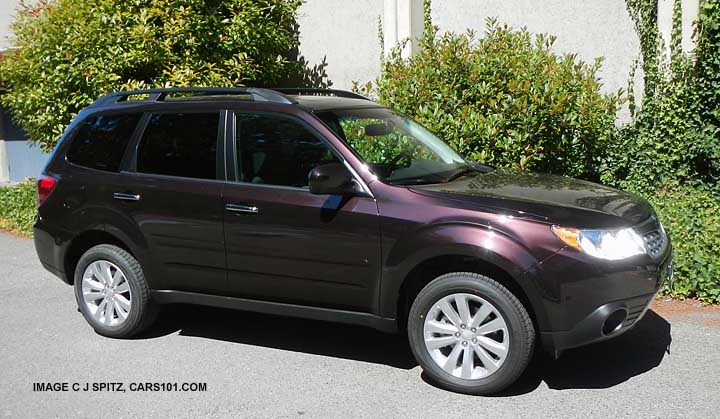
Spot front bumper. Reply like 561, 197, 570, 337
540, 292, 656, 356
537, 246, 673, 356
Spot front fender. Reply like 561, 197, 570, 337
379, 222, 549, 329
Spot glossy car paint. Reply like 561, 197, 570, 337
222, 182, 381, 311
34, 94, 671, 355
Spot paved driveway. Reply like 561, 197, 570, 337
1, 232, 718, 418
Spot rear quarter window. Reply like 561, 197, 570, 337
66, 113, 141, 172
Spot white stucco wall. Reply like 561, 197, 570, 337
297, 0, 384, 90
431, 0, 641, 99
0, 0, 21, 50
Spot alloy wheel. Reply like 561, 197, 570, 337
423, 293, 509, 380
81, 260, 132, 327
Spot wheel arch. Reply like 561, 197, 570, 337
380, 223, 550, 332
64, 229, 138, 285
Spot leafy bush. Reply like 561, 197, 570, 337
648, 185, 720, 304
0, 181, 37, 236
0, 0, 305, 150
364, 19, 622, 179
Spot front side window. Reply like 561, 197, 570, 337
66, 113, 141, 172
315, 108, 468, 185
235, 113, 339, 188
136, 112, 219, 180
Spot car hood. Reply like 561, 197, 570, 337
409, 168, 653, 228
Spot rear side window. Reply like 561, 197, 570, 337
136, 113, 220, 180
66, 113, 141, 172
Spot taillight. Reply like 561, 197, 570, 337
37, 175, 57, 206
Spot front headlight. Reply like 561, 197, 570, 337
552, 225, 646, 260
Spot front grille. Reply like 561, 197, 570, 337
634, 216, 667, 259
643, 230, 665, 258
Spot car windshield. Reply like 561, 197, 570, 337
315, 107, 470, 185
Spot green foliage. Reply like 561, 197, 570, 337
0, 181, 37, 236
624, 0, 660, 97
599, 56, 718, 192
648, 185, 720, 304
366, 19, 622, 179
695, 0, 720, 132
603, 1, 719, 193
0, 0, 305, 150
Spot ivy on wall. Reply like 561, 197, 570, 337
605, 0, 719, 190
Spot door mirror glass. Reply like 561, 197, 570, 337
308, 163, 359, 195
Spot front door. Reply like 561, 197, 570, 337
223, 112, 381, 312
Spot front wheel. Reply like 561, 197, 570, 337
408, 272, 535, 395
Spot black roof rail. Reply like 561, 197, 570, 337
90, 87, 296, 108
270, 88, 370, 101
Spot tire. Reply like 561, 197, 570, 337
408, 272, 535, 395
74, 244, 158, 338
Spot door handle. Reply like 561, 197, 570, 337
225, 203, 259, 214
113, 192, 141, 202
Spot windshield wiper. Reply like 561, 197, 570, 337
444, 167, 475, 182
390, 178, 443, 186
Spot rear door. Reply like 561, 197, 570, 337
115, 110, 227, 294
222, 111, 381, 312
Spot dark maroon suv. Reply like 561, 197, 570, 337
34, 88, 673, 395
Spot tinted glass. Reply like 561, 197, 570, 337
66, 113, 141, 172
137, 113, 219, 180
236, 114, 338, 188
315, 108, 468, 185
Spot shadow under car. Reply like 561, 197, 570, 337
137, 305, 671, 395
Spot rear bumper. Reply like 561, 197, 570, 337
33, 221, 71, 284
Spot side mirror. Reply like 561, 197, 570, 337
308, 163, 360, 195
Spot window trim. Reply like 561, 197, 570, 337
228, 110, 373, 197
123, 109, 226, 181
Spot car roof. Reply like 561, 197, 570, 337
291, 95, 383, 112
88, 88, 384, 113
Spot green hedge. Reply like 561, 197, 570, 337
0, 182, 37, 236
365, 19, 621, 180
648, 186, 720, 303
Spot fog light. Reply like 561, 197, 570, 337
602, 309, 627, 335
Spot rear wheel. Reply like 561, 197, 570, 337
74, 244, 157, 338
408, 272, 535, 395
